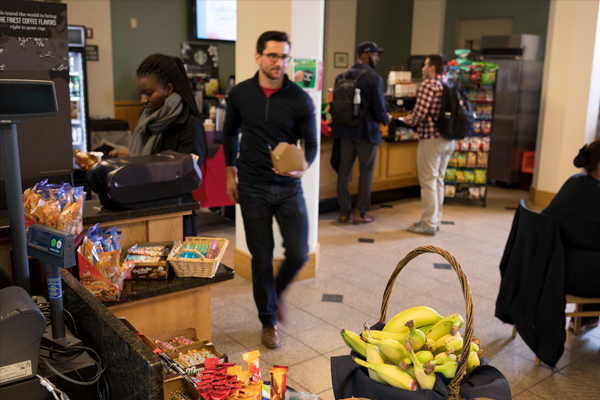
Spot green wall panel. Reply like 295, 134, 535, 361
443, 0, 550, 58
111, 0, 235, 101
355, 0, 413, 81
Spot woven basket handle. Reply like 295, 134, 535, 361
379, 245, 474, 400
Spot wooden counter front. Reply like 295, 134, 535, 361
319, 136, 419, 200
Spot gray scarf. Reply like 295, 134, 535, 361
129, 92, 183, 156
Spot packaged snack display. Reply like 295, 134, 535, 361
467, 152, 477, 168
168, 237, 229, 278
464, 169, 475, 183
475, 169, 488, 184
444, 168, 457, 183
457, 152, 467, 168
447, 151, 459, 168
445, 184, 456, 198
455, 170, 465, 183
473, 120, 482, 135
23, 180, 86, 236
482, 136, 491, 152
78, 224, 135, 301
477, 151, 489, 168
481, 120, 492, 135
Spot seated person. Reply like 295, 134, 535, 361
109, 54, 208, 236
542, 140, 600, 329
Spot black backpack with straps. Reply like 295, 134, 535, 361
429, 80, 474, 140
330, 68, 369, 127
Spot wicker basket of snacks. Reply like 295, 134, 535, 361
167, 237, 229, 278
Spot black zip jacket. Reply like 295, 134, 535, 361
223, 72, 318, 185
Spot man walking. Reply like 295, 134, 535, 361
223, 31, 317, 349
331, 41, 390, 224
403, 54, 452, 236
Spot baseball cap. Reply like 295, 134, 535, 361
357, 41, 385, 56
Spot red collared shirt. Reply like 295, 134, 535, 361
404, 77, 443, 140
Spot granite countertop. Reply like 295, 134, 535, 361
103, 263, 234, 306
83, 198, 199, 226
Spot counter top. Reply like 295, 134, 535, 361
82, 198, 199, 226
0, 197, 200, 240
103, 263, 234, 306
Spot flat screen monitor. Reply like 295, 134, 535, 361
408, 55, 426, 79
194, 0, 237, 42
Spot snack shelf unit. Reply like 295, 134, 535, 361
444, 79, 497, 207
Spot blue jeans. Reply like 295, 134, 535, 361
238, 180, 309, 328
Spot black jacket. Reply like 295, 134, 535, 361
331, 63, 389, 144
495, 202, 566, 367
223, 72, 318, 185
150, 106, 207, 166
542, 174, 600, 297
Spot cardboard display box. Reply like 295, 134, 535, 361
78, 248, 123, 301
163, 376, 200, 400
125, 241, 174, 280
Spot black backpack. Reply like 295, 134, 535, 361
330, 68, 369, 127
429, 81, 474, 140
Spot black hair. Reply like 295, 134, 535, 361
256, 31, 290, 54
573, 140, 600, 174
427, 54, 447, 75
136, 54, 201, 119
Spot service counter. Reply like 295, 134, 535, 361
319, 135, 420, 200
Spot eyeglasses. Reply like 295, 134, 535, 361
262, 53, 292, 63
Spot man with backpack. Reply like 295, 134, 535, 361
402, 54, 454, 236
331, 41, 390, 224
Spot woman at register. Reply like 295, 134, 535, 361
542, 140, 600, 329
109, 54, 207, 236
109, 53, 206, 163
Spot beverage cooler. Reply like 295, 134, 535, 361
68, 26, 90, 160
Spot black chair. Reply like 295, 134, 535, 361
495, 199, 566, 368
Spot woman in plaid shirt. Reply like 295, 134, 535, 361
402, 54, 453, 235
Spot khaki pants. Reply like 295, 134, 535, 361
416, 136, 455, 231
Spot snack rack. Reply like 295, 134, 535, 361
443, 74, 498, 207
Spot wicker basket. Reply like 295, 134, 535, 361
379, 246, 474, 400
168, 237, 229, 278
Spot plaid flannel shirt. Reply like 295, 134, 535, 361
404, 78, 443, 140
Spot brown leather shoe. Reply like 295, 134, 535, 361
277, 298, 287, 323
353, 209, 374, 224
338, 215, 353, 223
262, 326, 281, 349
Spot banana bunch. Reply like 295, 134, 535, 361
341, 306, 485, 391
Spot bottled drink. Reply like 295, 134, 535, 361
328, 88, 333, 104
353, 88, 361, 117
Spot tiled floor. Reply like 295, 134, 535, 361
198, 187, 600, 399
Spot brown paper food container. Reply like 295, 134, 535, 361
270, 143, 305, 173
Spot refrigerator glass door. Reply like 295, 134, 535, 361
69, 51, 87, 156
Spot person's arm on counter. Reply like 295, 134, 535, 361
223, 87, 241, 203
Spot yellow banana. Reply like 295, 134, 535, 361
423, 338, 437, 353
354, 357, 420, 391
415, 350, 434, 365
433, 348, 456, 365
418, 322, 436, 332
398, 360, 417, 380
362, 326, 410, 343
341, 329, 367, 358
425, 361, 459, 379
366, 343, 388, 384
383, 306, 444, 333
405, 320, 427, 350
466, 350, 481, 373
425, 314, 464, 341
405, 340, 437, 390
435, 331, 463, 354
362, 337, 410, 364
